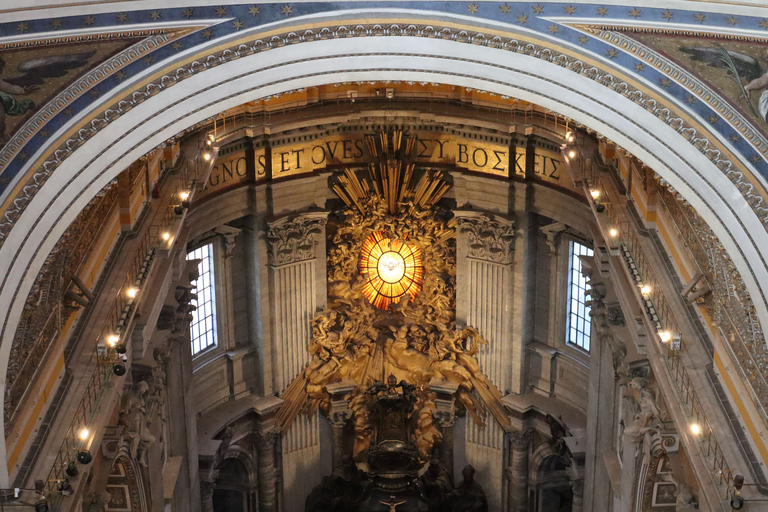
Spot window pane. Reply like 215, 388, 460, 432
187, 243, 218, 356
566, 240, 593, 352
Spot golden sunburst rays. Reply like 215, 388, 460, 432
359, 231, 424, 310
331, 131, 452, 215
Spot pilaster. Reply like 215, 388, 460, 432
454, 210, 515, 511
266, 211, 328, 512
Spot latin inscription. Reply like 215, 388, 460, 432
204, 136, 563, 194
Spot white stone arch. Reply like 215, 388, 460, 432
0, 11, 766, 485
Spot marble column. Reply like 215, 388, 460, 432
200, 480, 215, 512
571, 477, 584, 512
507, 429, 532, 512
455, 211, 515, 510
256, 431, 280, 512
267, 211, 328, 511
435, 412, 456, 476
328, 412, 352, 474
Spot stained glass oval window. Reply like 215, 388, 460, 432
358, 231, 424, 310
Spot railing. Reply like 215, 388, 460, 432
5, 304, 63, 423
665, 345, 734, 490
44, 227, 156, 491
204, 97, 571, 143
580, 143, 736, 498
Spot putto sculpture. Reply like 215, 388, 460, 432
275, 131, 503, 511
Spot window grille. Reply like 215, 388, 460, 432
566, 241, 594, 352
187, 243, 217, 355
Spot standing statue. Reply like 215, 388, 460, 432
118, 380, 156, 466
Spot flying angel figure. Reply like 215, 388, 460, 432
0, 51, 96, 142
680, 45, 767, 121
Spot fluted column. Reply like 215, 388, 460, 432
507, 429, 532, 512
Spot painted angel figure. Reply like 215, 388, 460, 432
0, 51, 95, 142
681, 45, 768, 122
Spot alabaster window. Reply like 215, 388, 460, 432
566, 240, 594, 352
187, 243, 218, 355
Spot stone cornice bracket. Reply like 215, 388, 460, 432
267, 211, 328, 267
454, 210, 515, 264
215, 225, 242, 259
539, 221, 566, 256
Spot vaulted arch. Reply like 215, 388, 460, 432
0, 11, 766, 487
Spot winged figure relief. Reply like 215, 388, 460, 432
0, 51, 96, 143
680, 45, 767, 121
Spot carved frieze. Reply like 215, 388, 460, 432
455, 211, 515, 264
267, 212, 327, 266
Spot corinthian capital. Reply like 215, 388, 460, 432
455, 211, 515, 264
509, 428, 534, 449
267, 211, 328, 266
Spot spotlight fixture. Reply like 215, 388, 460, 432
174, 205, 184, 215
730, 495, 744, 510
590, 189, 600, 199
658, 331, 671, 343
127, 287, 138, 299
690, 423, 701, 435
113, 363, 127, 376
203, 153, 211, 161
206, 139, 212, 146
609, 228, 618, 237
595, 203, 606, 213
114, 342, 127, 354
568, 150, 576, 158
734, 475, 744, 491
34, 500, 48, 512
107, 335, 119, 346
65, 462, 79, 477
76, 450, 92, 465
162, 232, 171, 241
640, 285, 651, 296
58, 480, 73, 496
79, 428, 89, 441
180, 191, 190, 201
